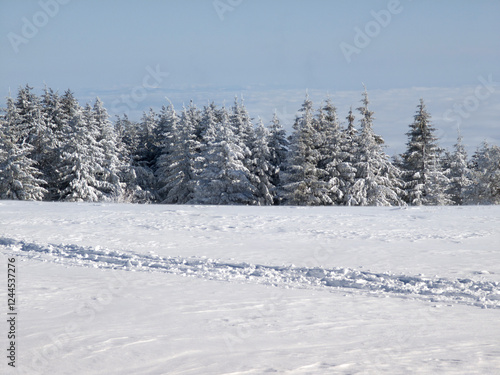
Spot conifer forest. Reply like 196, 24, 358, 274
1, 85, 499, 206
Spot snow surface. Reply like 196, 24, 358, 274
1, 201, 500, 374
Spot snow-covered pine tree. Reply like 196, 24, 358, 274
40, 86, 63, 136
229, 96, 260, 194
156, 103, 185, 202
196, 102, 219, 145
12, 85, 50, 197
281, 95, 331, 205
114, 114, 156, 203
39, 86, 66, 199
129, 109, 159, 201
115, 114, 140, 157
346, 89, 402, 206
267, 112, 288, 204
230, 96, 254, 156
191, 105, 257, 205
314, 98, 343, 204
444, 132, 473, 205
59, 89, 81, 122
113, 114, 127, 148
252, 118, 274, 205
401, 99, 450, 205
155, 103, 177, 160
92, 98, 125, 201
185, 100, 202, 136
57, 104, 105, 202
0, 137, 48, 200
136, 108, 160, 169
337, 106, 358, 205
465, 142, 500, 205
156, 105, 199, 204
13, 85, 45, 146
44, 89, 84, 200
0, 97, 47, 200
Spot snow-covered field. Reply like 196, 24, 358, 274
1, 201, 500, 375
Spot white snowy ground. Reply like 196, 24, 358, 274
1, 201, 499, 375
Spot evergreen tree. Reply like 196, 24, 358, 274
229, 97, 260, 194
196, 102, 219, 144
57, 105, 105, 202
92, 98, 125, 200
281, 95, 331, 205
12, 85, 50, 196
337, 107, 358, 205
39, 87, 66, 198
314, 98, 343, 204
230, 97, 254, 158
157, 105, 199, 204
252, 118, 274, 205
136, 108, 159, 169
130, 109, 159, 201
59, 89, 81, 123
267, 112, 288, 204
57, 102, 124, 202
155, 103, 194, 203
346, 89, 402, 206
192, 105, 257, 205
465, 143, 500, 204
401, 99, 450, 205
0, 97, 47, 200
155, 103, 177, 162
445, 133, 473, 205
0, 138, 47, 200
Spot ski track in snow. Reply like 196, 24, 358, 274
1, 236, 499, 309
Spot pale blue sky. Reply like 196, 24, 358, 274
1, 0, 499, 154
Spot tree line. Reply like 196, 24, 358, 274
0, 85, 498, 205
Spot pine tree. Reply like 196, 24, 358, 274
158, 105, 199, 204
92, 98, 125, 200
346, 89, 402, 206
0, 139, 47, 200
155, 103, 195, 203
115, 114, 140, 157
338, 107, 358, 205
60, 89, 81, 123
136, 108, 159, 169
402, 99, 450, 205
39, 86, 66, 198
155, 103, 177, 163
267, 112, 289, 204
465, 143, 500, 205
281, 95, 331, 205
230, 97, 260, 195
130, 109, 159, 201
445, 133, 473, 205
230, 97, 254, 158
252, 118, 274, 205
42, 89, 84, 200
196, 102, 219, 145
12, 85, 50, 197
0, 98, 47, 200
57, 105, 104, 202
192, 105, 257, 205
315, 98, 343, 204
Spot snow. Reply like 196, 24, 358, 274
1, 201, 500, 374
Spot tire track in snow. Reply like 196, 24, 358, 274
1, 237, 499, 309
